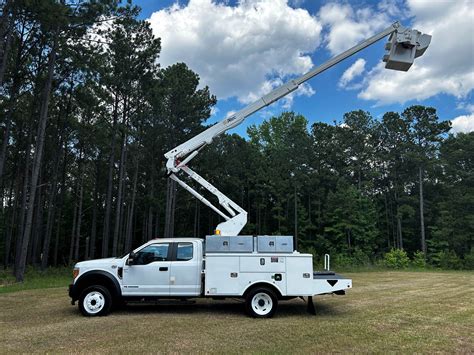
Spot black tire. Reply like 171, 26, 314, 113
78, 285, 113, 317
245, 286, 278, 318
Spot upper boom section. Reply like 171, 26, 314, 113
165, 21, 431, 173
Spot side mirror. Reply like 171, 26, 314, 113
127, 251, 136, 266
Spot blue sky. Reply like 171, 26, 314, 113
134, 0, 474, 136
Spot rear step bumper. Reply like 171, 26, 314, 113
312, 272, 352, 296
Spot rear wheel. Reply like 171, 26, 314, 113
79, 285, 112, 317
245, 286, 278, 318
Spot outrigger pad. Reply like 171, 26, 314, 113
307, 296, 316, 315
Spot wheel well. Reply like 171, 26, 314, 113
243, 282, 282, 299
75, 271, 121, 300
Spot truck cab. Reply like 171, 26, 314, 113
70, 239, 204, 310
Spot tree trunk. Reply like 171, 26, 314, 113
142, 211, 147, 243
3, 178, 16, 268
347, 229, 352, 255
68, 198, 78, 265
193, 199, 200, 238
419, 166, 426, 256
147, 206, 153, 240
41, 80, 71, 269
112, 133, 127, 256
0, 71, 21, 187
30, 182, 44, 266
384, 192, 391, 248
125, 158, 138, 252
0, 10, 26, 189
53, 139, 68, 267
14, 134, 31, 274
42, 179, 58, 270
0, 0, 14, 86
154, 206, 160, 238
102, 97, 119, 257
15, 38, 57, 282
397, 213, 403, 250
394, 189, 403, 249
74, 173, 84, 261
89, 161, 100, 260
307, 194, 311, 240
164, 178, 177, 238
294, 187, 298, 250
53, 206, 62, 267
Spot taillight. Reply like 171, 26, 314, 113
73, 268, 79, 279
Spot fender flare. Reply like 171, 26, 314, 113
242, 281, 283, 299
71, 270, 121, 301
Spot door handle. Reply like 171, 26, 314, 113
159, 267, 168, 271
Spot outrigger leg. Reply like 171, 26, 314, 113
307, 296, 316, 315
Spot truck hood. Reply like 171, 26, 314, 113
75, 257, 120, 268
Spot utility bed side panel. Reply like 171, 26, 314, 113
205, 254, 287, 296
286, 254, 314, 296
239, 255, 286, 273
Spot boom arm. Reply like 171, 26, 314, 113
165, 21, 431, 236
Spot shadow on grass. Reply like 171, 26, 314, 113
67, 298, 347, 318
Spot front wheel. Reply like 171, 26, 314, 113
245, 287, 278, 318
79, 285, 112, 316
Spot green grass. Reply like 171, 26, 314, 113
0, 271, 472, 353
0, 267, 71, 294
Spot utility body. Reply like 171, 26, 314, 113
69, 21, 430, 317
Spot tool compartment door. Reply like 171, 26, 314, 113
205, 255, 241, 295
285, 255, 313, 296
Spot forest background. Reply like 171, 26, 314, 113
0, 1, 472, 282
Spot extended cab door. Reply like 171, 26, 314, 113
122, 243, 171, 296
169, 242, 201, 296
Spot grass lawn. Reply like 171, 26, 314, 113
0, 271, 472, 353
0, 268, 70, 294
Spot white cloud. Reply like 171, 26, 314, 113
358, 0, 474, 105
377, 0, 407, 18
148, 0, 321, 105
456, 102, 474, 113
339, 58, 366, 88
210, 106, 220, 116
318, 3, 390, 55
451, 114, 474, 134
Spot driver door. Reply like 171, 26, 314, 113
122, 243, 171, 296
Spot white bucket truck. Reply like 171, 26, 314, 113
69, 21, 431, 317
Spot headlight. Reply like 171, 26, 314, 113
73, 268, 79, 279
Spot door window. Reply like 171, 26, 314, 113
134, 243, 169, 265
176, 243, 193, 261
